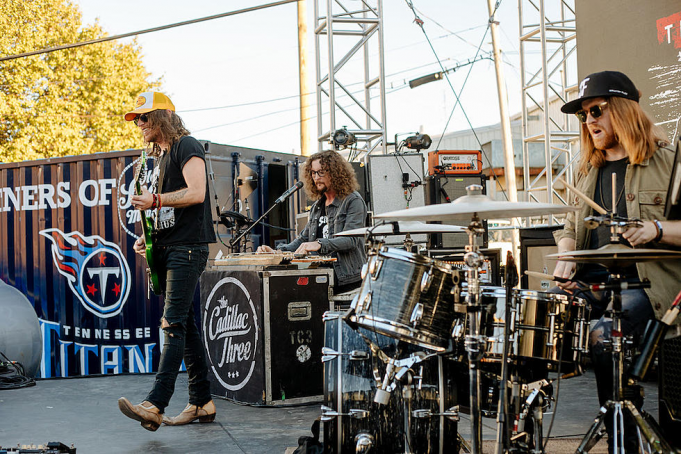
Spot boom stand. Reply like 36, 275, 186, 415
574, 271, 672, 453
463, 214, 487, 454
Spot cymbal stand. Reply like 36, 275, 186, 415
574, 271, 672, 453
463, 214, 487, 454
495, 251, 518, 454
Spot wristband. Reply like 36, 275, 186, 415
653, 219, 663, 242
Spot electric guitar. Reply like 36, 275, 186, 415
134, 151, 162, 295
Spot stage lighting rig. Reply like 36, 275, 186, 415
405, 133, 432, 151
331, 126, 356, 150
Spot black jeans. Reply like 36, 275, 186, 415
146, 244, 211, 413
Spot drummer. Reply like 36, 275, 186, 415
552, 70, 681, 452
256, 150, 367, 294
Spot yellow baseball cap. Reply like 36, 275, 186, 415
124, 91, 175, 121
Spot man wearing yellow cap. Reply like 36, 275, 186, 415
117, 92, 217, 431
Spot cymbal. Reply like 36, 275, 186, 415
335, 221, 466, 237
548, 243, 681, 267
374, 193, 577, 222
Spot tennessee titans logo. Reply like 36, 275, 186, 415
40, 228, 131, 318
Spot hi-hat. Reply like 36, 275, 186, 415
548, 243, 681, 268
374, 188, 577, 222
335, 221, 466, 237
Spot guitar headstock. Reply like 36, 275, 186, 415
134, 150, 148, 196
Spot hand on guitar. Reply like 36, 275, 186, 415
256, 245, 276, 254
132, 185, 154, 210
133, 237, 147, 258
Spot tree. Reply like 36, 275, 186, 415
0, 0, 160, 162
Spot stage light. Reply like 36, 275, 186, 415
409, 72, 443, 89
405, 133, 432, 151
332, 127, 356, 149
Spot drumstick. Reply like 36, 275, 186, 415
556, 176, 607, 215
524, 270, 571, 283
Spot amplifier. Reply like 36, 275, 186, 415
519, 226, 562, 291
427, 150, 482, 175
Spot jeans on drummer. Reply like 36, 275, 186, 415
549, 285, 653, 403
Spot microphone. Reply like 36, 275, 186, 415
275, 181, 304, 204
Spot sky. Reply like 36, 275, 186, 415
74, 0, 527, 155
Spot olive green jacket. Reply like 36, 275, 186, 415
553, 144, 681, 318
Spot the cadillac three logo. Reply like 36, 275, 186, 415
203, 277, 259, 391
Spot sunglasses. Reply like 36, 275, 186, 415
575, 101, 608, 123
133, 113, 149, 126
310, 169, 327, 178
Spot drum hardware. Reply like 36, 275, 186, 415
374, 352, 431, 405
371, 185, 578, 454
321, 347, 369, 363
494, 252, 518, 454
321, 406, 371, 421
355, 432, 375, 453
515, 379, 554, 454
412, 406, 460, 422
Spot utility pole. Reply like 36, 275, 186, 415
487, 0, 520, 263
298, 0, 313, 156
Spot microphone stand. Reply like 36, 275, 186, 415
230, 199, 279, 251
230, 184, 300, 250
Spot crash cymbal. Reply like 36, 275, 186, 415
548, 243, 681, 267
374, 192, 577, 222
335, 221, 466, 237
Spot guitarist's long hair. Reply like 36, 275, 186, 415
302, 150, 359, 200
144, 109, 190, 157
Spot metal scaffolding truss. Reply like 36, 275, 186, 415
313, 0, 388, 159
518, 0, 579, 222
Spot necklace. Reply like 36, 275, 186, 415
598, 164, 626, 214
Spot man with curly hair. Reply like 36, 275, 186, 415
257, 150, 367, 294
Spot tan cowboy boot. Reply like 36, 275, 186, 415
162, 400, 216, 425
118, 397, 163, 431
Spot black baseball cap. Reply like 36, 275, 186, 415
561, 70, 640, 114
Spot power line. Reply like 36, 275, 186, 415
0, 0, 299, 62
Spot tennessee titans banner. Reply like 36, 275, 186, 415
0, 151, 167, 378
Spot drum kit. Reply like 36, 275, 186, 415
319, 185, 681, 454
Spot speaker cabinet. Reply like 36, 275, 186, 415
519, 226, 562, 291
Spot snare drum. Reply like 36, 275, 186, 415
322, 312, 459, 454
352, 247, 459, 351
462, 287, 589, 378
514, 290, 589, 375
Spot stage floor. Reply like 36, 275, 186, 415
0, 369, 659, 453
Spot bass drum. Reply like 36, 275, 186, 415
322, 311, 461, 454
